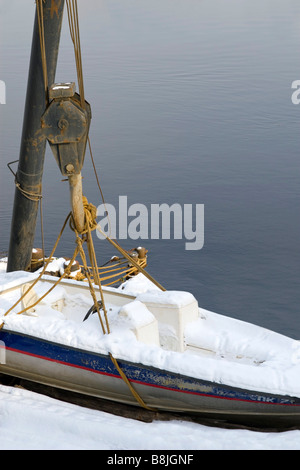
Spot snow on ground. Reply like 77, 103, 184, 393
0, 384, 300, 450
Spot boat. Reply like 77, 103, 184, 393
1, 0, 300, 430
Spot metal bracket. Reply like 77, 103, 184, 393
41, 82, 91, 176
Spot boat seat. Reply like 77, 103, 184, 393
21, 282, 64, 315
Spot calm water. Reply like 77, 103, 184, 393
0, 0, 299, 339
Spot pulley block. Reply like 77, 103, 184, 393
41, 82, 91, 176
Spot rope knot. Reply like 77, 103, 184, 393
69, 196, 98, 235
82, 196, 98, 233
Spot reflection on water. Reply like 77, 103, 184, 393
0, 0, 300, 338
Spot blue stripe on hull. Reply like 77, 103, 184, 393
1, 329, 300, 408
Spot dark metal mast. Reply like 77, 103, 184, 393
7, 0, 65, 272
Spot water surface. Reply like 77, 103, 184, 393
0, 0, 299, 339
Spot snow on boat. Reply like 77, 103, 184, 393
2, 0, 300, 431
1, 259, 300, 429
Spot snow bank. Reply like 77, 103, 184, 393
1, 383, 299, 450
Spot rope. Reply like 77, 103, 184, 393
3, 1, 160, 410
69, 196, 97, 234
93, 260, 147, 286
1, 197, 160, 410
73, 257, 147, 286
74, 207, 155, 410
73, 231, 108, 335
0, 197, 158, 410
69, 197, 165, 292
71, 217, 110, 335
1, 212, 72, 322
108, 353, 154, 411
66, 0, 85, 107
33, 0, 48, 258
15, 182, 43, 202
8, 158, 43, 202
36, 0, 49, 104
73, 202, 156, 410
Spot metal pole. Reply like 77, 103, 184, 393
7, 0, 65, 272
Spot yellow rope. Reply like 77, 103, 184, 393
73, 232, 108, 335
74, 197, 165, 291
36, 0, 49, 104
76, 202, 156, 410
1, 212, 72, 321
77, 258, 147, 286
1, 197, 159, 411
2, 0, 159, 410
0, 212, 72, 329
102, 235, 166, 292
109, 353, 155, 411
66, 0, 85, 107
